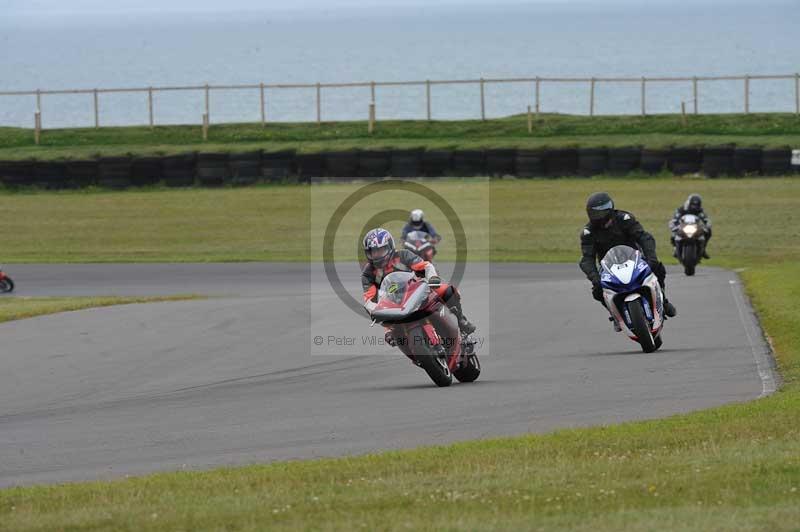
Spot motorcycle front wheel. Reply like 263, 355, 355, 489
629, 301, 656, 353
682, 243, 697, 276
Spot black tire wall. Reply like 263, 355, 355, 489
1, 146, 797, 189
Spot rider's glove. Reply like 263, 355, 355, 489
384, 331, 397, 347
591, 281, 604, 302
427, 275, 442, 288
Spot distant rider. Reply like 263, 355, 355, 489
361, 228, 475, 335
401, 209, 441, 243
579, 192, 677, 329
669, 193, 712, 259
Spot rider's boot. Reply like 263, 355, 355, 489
449, 301, 477, 335
664, 298, 677, 318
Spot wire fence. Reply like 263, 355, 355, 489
2, 73, 799, 131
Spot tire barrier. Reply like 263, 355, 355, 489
97, 157, 132, 189
452, 150, 486, 177
229, 151, 262, 186
702, 146, 734, 178
34, 161, 69, 189
640, 148, 668, 174
422, 150, 452, 177
196, 152, 230, 187
261, 150, 295, 182
162, 153, 196, 187
486, 149, 516, 177
390, 149, 423, 178
607, 147, 641, 175
65, 160, 98, 188
295, 153, 325, 181
668, 147, 703, 175
732, 147, 762, 176
131, 157, 162, 187
325, 151, 359, 179
1, 146, 797, 190
761, 148, 792, 176
578, 148, 608, 177
515, 149, 545, 178
545, 148, 578, 177
0, 161, 35, 187
358, 150, 391, 178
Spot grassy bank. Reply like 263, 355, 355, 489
1, 113, 799, 160
0, 178, 798, 530
0, 295, 202, 324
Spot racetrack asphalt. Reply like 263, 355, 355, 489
0, 263, 775, 487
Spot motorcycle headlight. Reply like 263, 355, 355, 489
683, 224, 698, 237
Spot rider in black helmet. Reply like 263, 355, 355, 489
580, 192, 677, 329
669, 193, 712, 259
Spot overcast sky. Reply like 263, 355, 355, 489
1, 0, 766, 15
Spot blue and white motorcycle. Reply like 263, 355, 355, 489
599, 245, 664, 353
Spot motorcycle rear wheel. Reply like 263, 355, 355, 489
453, 354, 481, 383
629, 301, 657, 353
0, 277, 14, 293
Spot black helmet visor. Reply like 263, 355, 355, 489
588, 200, 614, 223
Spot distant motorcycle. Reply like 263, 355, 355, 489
0, 267, 14, 293
370, 271, 481, 387
600, 245, 665, 353
673, 213, 707, 276
403, 230, 438, 262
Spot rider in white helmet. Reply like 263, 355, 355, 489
401, 209, 441, 243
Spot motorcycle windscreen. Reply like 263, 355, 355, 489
600, 245, 648, 289
373, 271, 431, 320
405, 230, 431, 243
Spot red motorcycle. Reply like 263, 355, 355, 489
0, 267, 14, 293
370, 271, 480, 387
403, 230, 438, 262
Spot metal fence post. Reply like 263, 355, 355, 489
148, 87, 154, 129
692, 77, 698, 114
640, 77, 646, 116
744, 75, 750, 114
589, 77, 596, 116
316, 82, 321, 126
260, 83, 266, 127
527, 105, 532, 134
93, 89, 99, 128
36, 89, 41, 113
480, 77, 486, 121
426, 80, 431, 121
535, 77, 541, 114
370, 81, 376, 103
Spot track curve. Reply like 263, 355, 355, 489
0, 263, 771, 487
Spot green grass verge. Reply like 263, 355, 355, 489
1, 112, 799, 160
0, 179, 798, 530
0, 294, 203, 324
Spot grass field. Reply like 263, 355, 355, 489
1, 112, 799, 161
0, 295, 201, 325
0, 178, 798, 530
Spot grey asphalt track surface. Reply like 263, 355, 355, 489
0, 263, 775, 488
